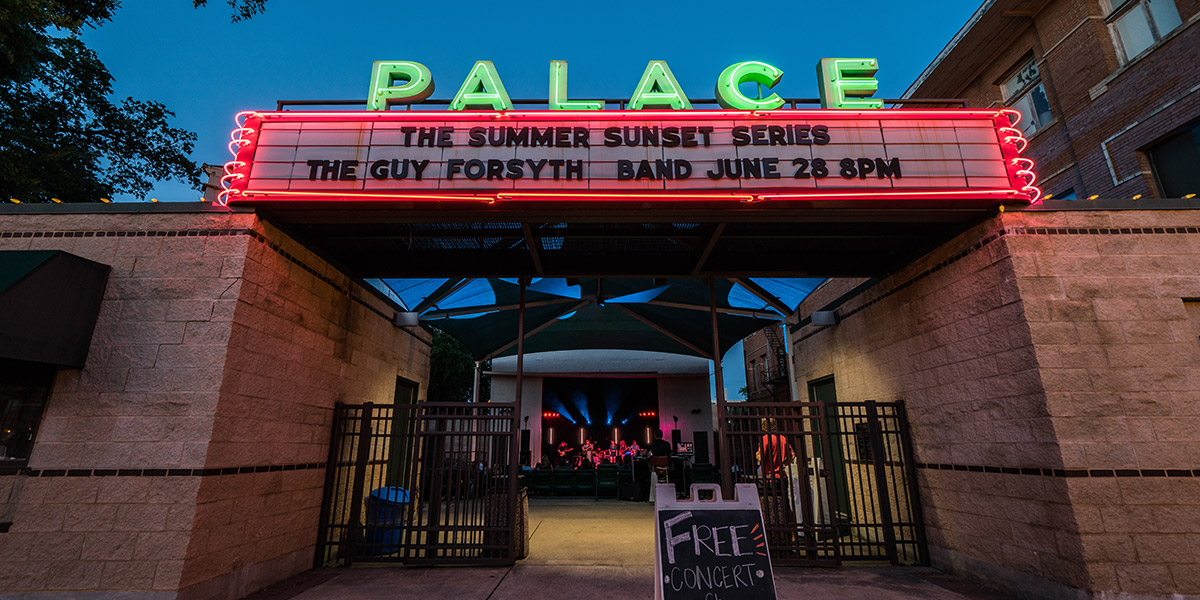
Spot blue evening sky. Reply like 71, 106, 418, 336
81, 0, 981, 398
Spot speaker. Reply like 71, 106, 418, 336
520, 430, 531, 466
671, 429, 681, 446
694, 431, 709, 463
392, 311, 420, 327
811, 310, 838, 326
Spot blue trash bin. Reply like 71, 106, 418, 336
363, 487, 409, 555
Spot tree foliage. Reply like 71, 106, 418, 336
427, 329, 489, 403
0, 1, 200, 202
192, 0, 269, 22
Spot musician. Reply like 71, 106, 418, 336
582, 439, 594, 464
557, 441, 571, 466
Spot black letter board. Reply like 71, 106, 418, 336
654, 483, 777, 600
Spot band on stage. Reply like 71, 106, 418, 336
539, 438, 643, 469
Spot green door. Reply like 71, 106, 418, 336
808, 377, 849, 526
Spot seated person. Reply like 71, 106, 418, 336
649, 429, 672, 457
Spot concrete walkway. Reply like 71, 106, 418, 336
250, 498, 1007, 600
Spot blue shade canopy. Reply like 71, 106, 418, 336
379, 277, 824, 360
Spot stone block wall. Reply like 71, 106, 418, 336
178, 219, 430, 600
789, 208, 1200, 598
1003, 209, 1200, 596
0, 212, 251, 597
0, 209, 430, 599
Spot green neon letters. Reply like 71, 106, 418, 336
715, 61, 785, 110
368, 61, 435, 111
817, 58, 883, 110
450, 61, 513, 111
550, 61, 603, 111
628, 61, 691, 110
366, 58, 883, 111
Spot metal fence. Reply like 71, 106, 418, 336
722, 400, 926, 566
316, 401, 519, 566
317, 399, 923, 568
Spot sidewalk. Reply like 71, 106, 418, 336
248, 498, 1006, 600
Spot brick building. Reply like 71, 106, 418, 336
903, 0, 1200, 200
741, 324, 790, 402
772, 1, 1200, 596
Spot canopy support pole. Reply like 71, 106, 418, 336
515, 277, 527, 443
472, 361, 482, 402
709, 277, 734, 496
509, 278, 527, 560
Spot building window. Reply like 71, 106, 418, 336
1147, 120, 1200, 198
1107, 0, 1183, 62
1046, 188, 1077, 201
0, 359, 56, 465
1186, 301, 1200, 343
1001, 60, 1053, 135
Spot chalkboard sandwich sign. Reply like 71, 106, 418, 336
654, 483, 777, 600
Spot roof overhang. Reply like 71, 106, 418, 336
256, 201, 1002, 279
903, 0, 1051, 100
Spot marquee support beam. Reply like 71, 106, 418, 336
692, 223, 725, 276
522, 223, 544, 277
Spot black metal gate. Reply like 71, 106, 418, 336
722, 400, 926, 566
316, 401, 519, 566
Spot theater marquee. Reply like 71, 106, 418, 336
220, 109, 1037, 206
218, 59, 1040, 207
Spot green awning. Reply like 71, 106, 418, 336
415, 278, 809, 361
0, 250, 59, 291
0, 250, 110, 368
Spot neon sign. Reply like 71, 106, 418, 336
368, 59, 881, 111
216, 58, 1043, 206
219, 108, 1040, 207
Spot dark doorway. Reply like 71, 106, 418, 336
809, 376, 850, 527
386, 377, 420, 487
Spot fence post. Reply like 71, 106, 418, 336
344, 402, 375, 567
864, 400, 899, 565
314, 402, 346, 568
895, 400, 930, 565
